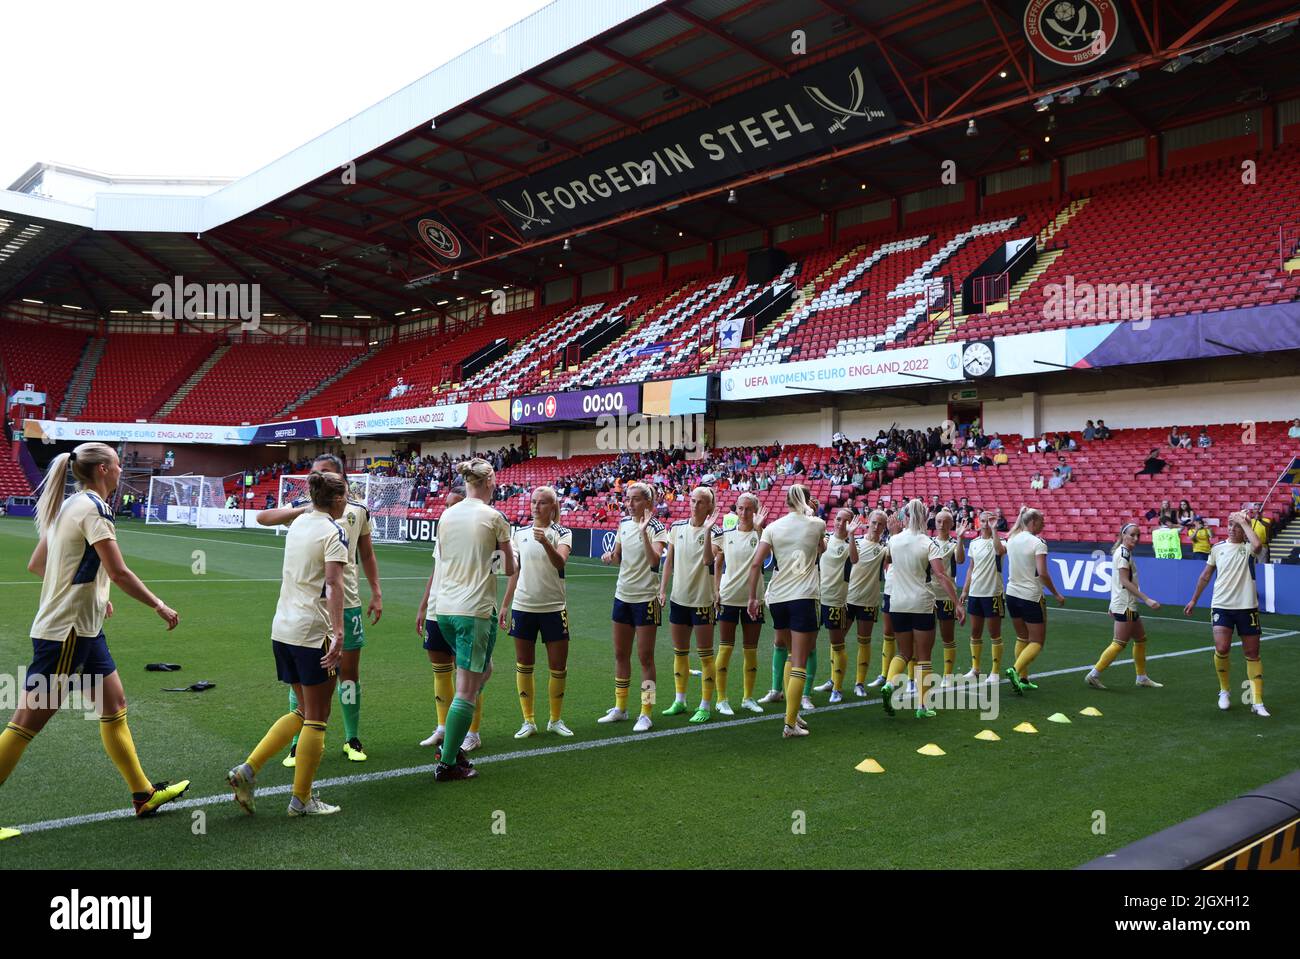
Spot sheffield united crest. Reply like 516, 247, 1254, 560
415, 217, 463, 261
1023, 0, 1120, 69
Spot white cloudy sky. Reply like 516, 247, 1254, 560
0, 0, 554, 188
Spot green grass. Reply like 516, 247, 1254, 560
0, 515, 1296, 869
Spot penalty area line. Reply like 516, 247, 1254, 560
10, 629, 1297, 838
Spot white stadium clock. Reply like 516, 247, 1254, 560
962, 340, 995, 378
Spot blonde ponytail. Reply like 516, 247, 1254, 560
786, 483, 815, 516
457, 457, 495, 492
34, 442, 117, 537
903, 497, 927, 534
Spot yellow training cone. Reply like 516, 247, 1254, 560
0, 827, 19, 842
855, 758, 885, 774
1013, 722, 1038, 734
916, 743, 946, 757
974, 729, 1001, 742
1047, 712, 1072, 724
1079, 706, 1103, 717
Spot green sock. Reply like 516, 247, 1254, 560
772, 646, 789, 692
287, 685, 301, 748
441, 697, 476, 762
805, 648, 818, 690
340, 680, 360, 742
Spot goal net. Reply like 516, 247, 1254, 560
275, 473, 413, 543
145, 475, 203, 525
194, 476, 244, 529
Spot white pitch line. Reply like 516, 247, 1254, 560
11, 629, 1297, 838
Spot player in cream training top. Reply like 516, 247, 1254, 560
929, 510, 968, 686
258, 453, 383, 765
712, 493, 768, 716
748, 484, 825, 739
500, 485, 575, 740
1003, 508, 1066, 696
417, 484, 465, 749
840, 509, 888, 697
959, 511, 1006, 684
600, 482, 669, 732
1086, 523, 1163, 692
2, 443, 185, 844
814, 508, 860, 705
228, 470, 350, 817
659, 487, 723, 724
1184, 512, 1267, 716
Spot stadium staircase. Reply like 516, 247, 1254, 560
156, 344, 230, 419
275, 342, 380, 420
1267, 517, 1300, 563
59, 337, 106, 417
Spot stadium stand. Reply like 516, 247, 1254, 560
79, 332, 219, 422
0, 455, 32, 498
0, 320, 89, 416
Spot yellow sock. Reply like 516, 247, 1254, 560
942, 642, 956, 677
548, 669, 566, 724
615, 676, 630, 712
831, 643, 847, 692
699, 649, 716, 706
292, 720, 326, 804
1014, 640, 1027, 663
906, 658, 916, 683
990, 639, 1003, 674
1132, 641, 1148, 676
783, 658, 792, 693
970, 640, 984, 674
470, 689, 485, 734
0, 722, 36, 787
247, 710, 304, 774
673, 647, 690, 696
855, 637, 871, 685
433, 662, 455, 727
785, 667, 806, 726
515, 663, 535, 724
715, 642, 734, 702
98, 707, 152, 794
1213, 652, 1231, 692
742, 646, 758, 700
885, 654, 907, 685
916, 661, 932, 709
1095, 641, 1125, 674
880, 635, 895, 680
1013, 641, 1041, 677
1247, 658, 1263, 705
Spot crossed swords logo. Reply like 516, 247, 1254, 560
1045, 2, 1094, 47
803, 66, 883, 134
497, 191, 552, 231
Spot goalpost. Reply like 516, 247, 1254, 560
275, 473, 413, 543
145, 475, 204, 525
194, 476, 244, 529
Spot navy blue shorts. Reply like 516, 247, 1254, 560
25, 632, 117, 691
1112, 609, 1140, 623
424, 618, 454, 655
717, 603, 764, 625
612, 598, 662, 628
510, 609, 570, 644
669, 601, 716, 627
1006, 595, 1046, 624
847, 603, 878, 624
966, 595, 1004, 618
821, 604, 849, 630
769, 599, 819, 633
882, 594, 892, 614
273, 639, 336, 687
934, 599, 956, 622
890, 610, 936, 633
1212, 607, 1261, 636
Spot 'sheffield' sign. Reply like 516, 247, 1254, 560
719, 342, 963, 401
490, 49, 896, 238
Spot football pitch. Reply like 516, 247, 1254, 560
1, 516, 1296, 870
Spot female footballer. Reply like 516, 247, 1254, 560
814, 508, 860, 705
930, 509, 968, 685
658, 487, 722, 723
1, 443, 185, 843
841, 509, 888, 697
499, 486, 574, 739
416, 483, 464, 749
712, 493, 768, 715
1004, 507, 1066, 694
599, 482, 669, 732
1086, 523, 1162, 690
959, 511, 1005, 683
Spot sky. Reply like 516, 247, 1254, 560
0, 0, 555, 190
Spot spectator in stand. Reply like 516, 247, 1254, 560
993, 448, 1009, 466
1030, 472, 1046, 490
995, 507, 1009, 532
1188, 516, 1213, 558
1176, 499, 1196, 527
1197, 428, 1213, 449
1289, 419, 1300, 439
987, 434, 1003, 450
265, 492, 276, 509
1056, 456, 1073, 483
1136, 448, 1167, 478
1179, 431, 1193, 450
1168, 426, 1182, 448
1095, 419, 1112, 440
1048, 468, 1064, 490
1083, 420, 1096, 441
1156, 499, 1177, 527
1035, 436, 1050, 454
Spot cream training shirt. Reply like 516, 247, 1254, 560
511, 523, 573, 613
1006, 531, 1049, 603
272, 509, 350, 647
31, 491, 117, 641
847, 538, 887, 608
1207, 541, 1260, 610
714, 525, 764, 607
614, 516, 670, 604
435, 498, 513, 619
668, 519, 721, 608
761, 513, 825, 604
